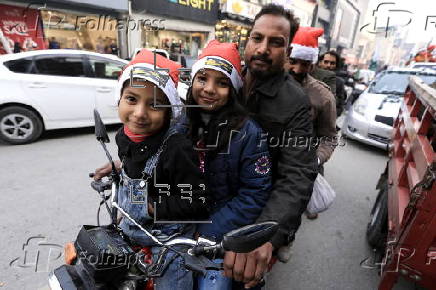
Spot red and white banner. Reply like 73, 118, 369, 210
0, 4, 46, 54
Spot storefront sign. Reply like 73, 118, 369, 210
221, 0, 262, 21
0, 4, 46, 54
133, 0, 219, 25
61, 0, 128, 12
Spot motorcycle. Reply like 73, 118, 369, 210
48, 110, 278, 290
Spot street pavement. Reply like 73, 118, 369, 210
0, 126, 423, 290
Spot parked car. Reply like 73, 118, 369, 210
354, 69, 376, 85
408, 62, 436, 71
342, 68, 436, 149
0, 49, 128, 144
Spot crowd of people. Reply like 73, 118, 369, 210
65, 4, 349, 289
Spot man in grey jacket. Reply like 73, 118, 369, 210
223, 4, 318, 289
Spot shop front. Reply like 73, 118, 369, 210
131, 0, 219, 61
40, 10, 120, 54
218, 0, 262, 55
215, 20, 249, 56
1, 0, 128, 56
0, 3, 45, 54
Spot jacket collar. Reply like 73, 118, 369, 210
242, 66, 287, 98
301, 74, 316, 88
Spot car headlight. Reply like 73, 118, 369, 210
353, 97, 368, 116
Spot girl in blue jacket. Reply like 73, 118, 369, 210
176, 40, 272, 290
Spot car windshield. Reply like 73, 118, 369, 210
369, 71, 436, 94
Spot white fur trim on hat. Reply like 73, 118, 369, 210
290, 43, 319, 64
191, 56, 243, 90
116, 63, 183, 120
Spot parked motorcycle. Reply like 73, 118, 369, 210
48, 110, 278, 290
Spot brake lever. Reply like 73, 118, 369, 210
91, 180, 112, 193
180, 252, 222, 277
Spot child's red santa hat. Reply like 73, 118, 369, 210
116, 49, 183, 120
191, 40, 243, 90
290, 27, 324, 64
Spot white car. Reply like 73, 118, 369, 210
0, 49, 127, 144
342, 68, 436, 149
409, 62, 436, 71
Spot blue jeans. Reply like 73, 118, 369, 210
196, 259, 232, 290
120, 223, 194, 290
151, 246, 193, 290
117, 170, 194, 290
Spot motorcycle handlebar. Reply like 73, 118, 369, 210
91, 180, 112, 193
163, 236, 225, 258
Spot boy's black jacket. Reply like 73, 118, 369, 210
116, 127, 210, 221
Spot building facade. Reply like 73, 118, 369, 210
217, 0, 262, 56
130, 0, 219, 60
0, 0, 129, 56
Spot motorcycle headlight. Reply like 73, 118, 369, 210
353, 97, 368, 116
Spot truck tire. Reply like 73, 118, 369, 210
0, 106, 43, 145
367, 185, 388, 249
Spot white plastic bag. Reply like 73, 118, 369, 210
306, 174, 336, 214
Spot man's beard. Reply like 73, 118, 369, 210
248, 54, 281, 78
289, 70, 307, 83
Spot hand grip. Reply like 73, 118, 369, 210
91, 180, 112, 193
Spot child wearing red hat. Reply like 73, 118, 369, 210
176, 40, 272, 290
115, 49, 210, 289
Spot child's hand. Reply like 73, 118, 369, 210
147, 202, 154, 215
64, 242, 77, 265
93, 160, 121, 180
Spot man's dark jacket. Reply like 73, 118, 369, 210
239, 69, 318, 248
335, 76, 346, 116
310, 66, 336, 96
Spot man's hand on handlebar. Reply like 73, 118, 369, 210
223, 242, 273, 288
93, 160, 122, 180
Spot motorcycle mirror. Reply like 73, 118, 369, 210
221, 221, 278, 253
94, 109, 110, 143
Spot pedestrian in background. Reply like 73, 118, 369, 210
310, 58, 336, 96
48, 37, 60, 49
13, 42, 22, 53
318, 50, 346, 116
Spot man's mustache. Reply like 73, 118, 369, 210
250, 54, 272, 64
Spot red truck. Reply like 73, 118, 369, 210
366, 76, 436, 289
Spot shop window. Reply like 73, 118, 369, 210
35, 56, 85, 77
4, 58, 33, 73
88, 57, 124, 80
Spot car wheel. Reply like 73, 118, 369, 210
0, 106, 43, 145
366, 183, 388, 250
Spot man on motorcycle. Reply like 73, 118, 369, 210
224, 4, 318, 289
